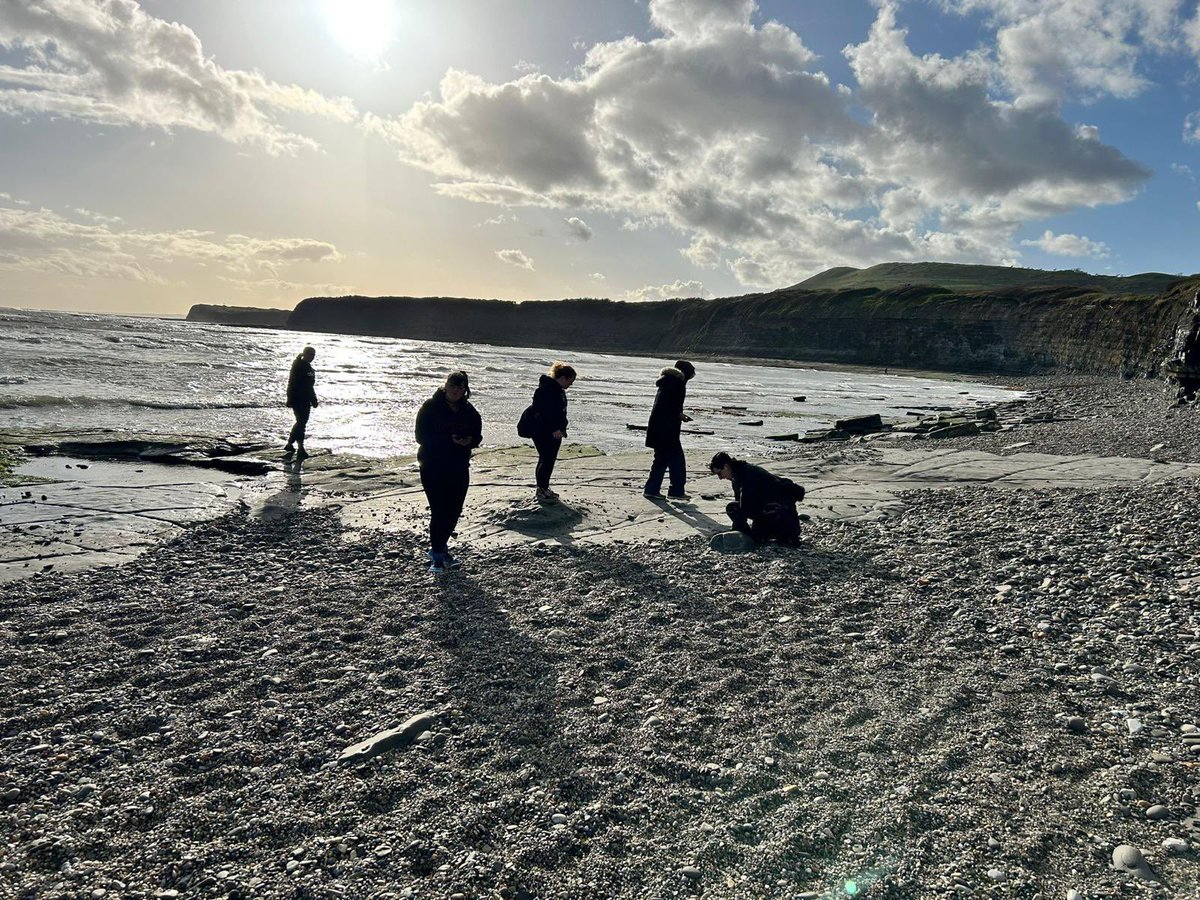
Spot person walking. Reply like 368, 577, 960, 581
527, 361, 576, 503
642, 358, 695, 500
283, 345, 318, 460
415, 371, 483, 575
709, 451, 805, 545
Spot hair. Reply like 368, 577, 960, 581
709, 451, 734, 474
301, 345, 316, 358
675, 359, 696, 380
549, 361, 577, 381
443, 370, 471, 399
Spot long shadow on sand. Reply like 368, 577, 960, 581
644, 496, 726, 536
428, 574, 581, 787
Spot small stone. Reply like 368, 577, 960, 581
551, 814, 568, 825
1126, 718, 1144, 735
987, 868, 1006, 882
1161, 837, 1189, 855
1065, 716, 1088, 734
709, 530, 755, 553
680, 866, 701, 879
593, 696, 609, 705
1111, 844, 1156, 879
1146, 805, 1171, 821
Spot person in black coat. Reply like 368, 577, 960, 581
415, 371, 483, 574
642, 359, 695, 499
527, 361, 577, 503
283, 346, 318, 460
709, 451, 804, 545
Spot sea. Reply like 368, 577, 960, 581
0, 307, 1022, 459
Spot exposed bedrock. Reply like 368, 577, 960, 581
285, 266, 1200, 377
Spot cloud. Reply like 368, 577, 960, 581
622, 278, 709, 301
1020, 229, 1110, 258
939, 0, 1183, 103
563, 216, 593, 241
368, 0, 1151, 288
496, 248, 534, 270
0, 196, 342, 283
0, 0, 355, 154
587, 272, 606, 281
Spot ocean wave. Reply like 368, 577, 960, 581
0, 395, 273, 411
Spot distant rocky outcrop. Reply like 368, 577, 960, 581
287, 263, 1200, 377
186, 304, 291, 329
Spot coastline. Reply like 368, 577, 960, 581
2, 375, 1199, 897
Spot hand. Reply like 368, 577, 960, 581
452, 436, 474, 447
312, 400, 319, 408
553, 430, 564, 439
680, 413, 692, 423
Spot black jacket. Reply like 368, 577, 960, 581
286, 356, 317, 408
529, 374, 569, 438
730, 460, 805, 518
645, 367, 688, 449
415, 390, 483, 467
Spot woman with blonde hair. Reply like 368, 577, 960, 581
524, 361, 576, 502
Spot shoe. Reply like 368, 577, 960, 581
442, 552, 462, 569
536, 487, 558, 503
428, 551, 446, 575
543, 487, 560, 500
643, 490, 665, 499
667, 491, 691, 501
282, 446, 295, 457
295, 449, 310, 461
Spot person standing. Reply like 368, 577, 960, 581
709, 451, 804, 545
283, 346, 318, 460
527, 361, 576, 503
642, 358, 696, 500
415, 371, 483, 575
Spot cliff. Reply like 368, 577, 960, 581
285, 264, 1200, 376
186, 304, 291, 329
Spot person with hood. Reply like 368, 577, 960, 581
283, 345, 318, 460
526, 361, 577, 502
709, 451, 805, 545
642, 359, 696, 500
415, 371, 483, 575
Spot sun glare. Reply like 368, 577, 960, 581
321, 0, 395, 61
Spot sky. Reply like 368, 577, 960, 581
1, 0, 1199, 315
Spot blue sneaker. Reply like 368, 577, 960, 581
427, 550, 447, 575
442, 551, 462, 569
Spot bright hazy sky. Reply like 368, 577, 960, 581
2, 0, 1199, 314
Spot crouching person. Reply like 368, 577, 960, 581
709, 451, 805, 545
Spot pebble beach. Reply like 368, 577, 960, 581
2, 375, 1199, 899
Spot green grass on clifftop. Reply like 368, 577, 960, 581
788, 262, 1184, 295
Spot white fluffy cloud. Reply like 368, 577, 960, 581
1020, 229, 1110, 258
563, 216, 593, 241
0, 0, 356, 153
622, 279, 709, 301
496, 248, 535, 270
369, 0, 1151, 291
0, 197, 342, 283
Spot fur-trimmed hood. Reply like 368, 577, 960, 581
657, 366, 686, 384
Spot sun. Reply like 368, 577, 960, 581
321, 0, 395, 61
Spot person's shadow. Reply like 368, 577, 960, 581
254, 463, 305, 524
495, 499, 585, 545
428, 575, 581, 787
644, 496, 727, 537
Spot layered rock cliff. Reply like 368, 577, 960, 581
286, 265, 1199, 376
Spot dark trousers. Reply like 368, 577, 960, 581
645, 442, 686, 495
533, 434, 562, 489
421, 464, 470, 554
287, 404, 311, 447
727, 501, 801, 544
